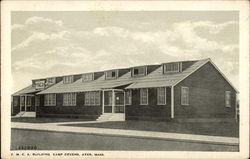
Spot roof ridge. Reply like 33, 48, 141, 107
32, 58, 209, 81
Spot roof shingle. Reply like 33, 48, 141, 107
37, 59, 210, 94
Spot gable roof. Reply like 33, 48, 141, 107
13, 85, 39, 96
37, 58, 213, 94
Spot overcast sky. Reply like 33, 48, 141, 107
11, 11, 239, 93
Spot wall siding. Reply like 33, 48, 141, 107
36, 92, 102, 119
126, 88, 171, 121
174, 62, 236, 118
12, 96, 20, 116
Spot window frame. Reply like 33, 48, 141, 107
20, 96, 25, 107
132, 67, 146, 77
125, 90, 132, 105
105, 70, 118, 80
163, 62, 180, 73
157, 87, 166, 105
140, 88, 148, 105
46, 77, 56, 85
82, 73, 94, 82
225, 91, 231, 108
84, 91, 101, 106
63, 76, 73, 84
13, 96, 19, 107
44, 94, 56, 106
181, 87, 189, 106
26, 96, 32, 107
63, 93, 76, 106
35, 95, 40, 106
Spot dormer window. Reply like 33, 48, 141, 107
163, 62, 182, 73
105, 70, 118, 79
35, 80, 45, 90
63, 75, 73, 84
46, 77, 56, 85
82, 73, 93, 82
132, 67, 146, 77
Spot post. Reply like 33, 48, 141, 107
102, 90, 105, 114
112, 90, 115, 113
20, 96, 22, 112
24, 95, 27, 112
171, 86, 174, 118
123, 91, 126, 114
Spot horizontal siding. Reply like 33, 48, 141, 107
174, 62, 236, 118
126, 88, 171, 121
37, 92, 102, 118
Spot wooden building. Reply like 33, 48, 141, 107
12, 58, 238, 121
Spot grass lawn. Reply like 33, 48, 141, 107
11, 117, 93, 123
63, 120, 239, 137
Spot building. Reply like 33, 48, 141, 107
12, 58, 238, 121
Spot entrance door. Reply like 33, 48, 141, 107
104, 90, 112, 113
103, 89, 125, 114
114, 91, 125, 113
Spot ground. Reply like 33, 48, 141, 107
11, 117, 91, 123
62, 120, 239, 137
11, 118, 239, 137
11, 129, 238, 151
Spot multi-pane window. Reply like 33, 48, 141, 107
104, 91, 112, 106
181, 87, 189, 105
82, 73, 93, 82
125, 90, 132, 105
35, 95, 40, 106
20, 96, 25, 106
13, 97, 19, 106
157, 87, 166, 105
225, 91, 231, 107
140, 88, 148, 105
26, 96, 32, 106
85, 91, 100, 106
63, 76, 73, 84
35, 80, 45, 90
47, 78, 56, 85
105, 70, 117, 79
44, 94, 56, 106
132, 67, 146, 76
164, 62, 180, 73
63, 93, 76, 106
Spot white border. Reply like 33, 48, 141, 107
1, 1, 249, 159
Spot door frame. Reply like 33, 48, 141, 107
102, 89, 125, 114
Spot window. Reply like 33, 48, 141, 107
125, 90, 132, 105
140, 88, 148, 105
104, 91, 112, 106
35, 96, 40, 106
157, 87, 166, 105
82, 73, 93, 82
26, 96, 32, 106
63, 76, 73, 84
164, 62, 181, 73
44, 94, 56, 106
35, 80, 45, 90
181, 87, 189, 105
63, 93, 76, 106
13, 97, 19, 106
105, 70, 117, 79
20, 96, 25, 107
85, 91, 100, 106
225, 91, 231, 107
132, 67, 146, 76
47, 78, 56, 85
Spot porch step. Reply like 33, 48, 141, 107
97, 113, 125, 121
15, 111, 36, 117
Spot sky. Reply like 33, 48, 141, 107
11, 11, 239, 93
